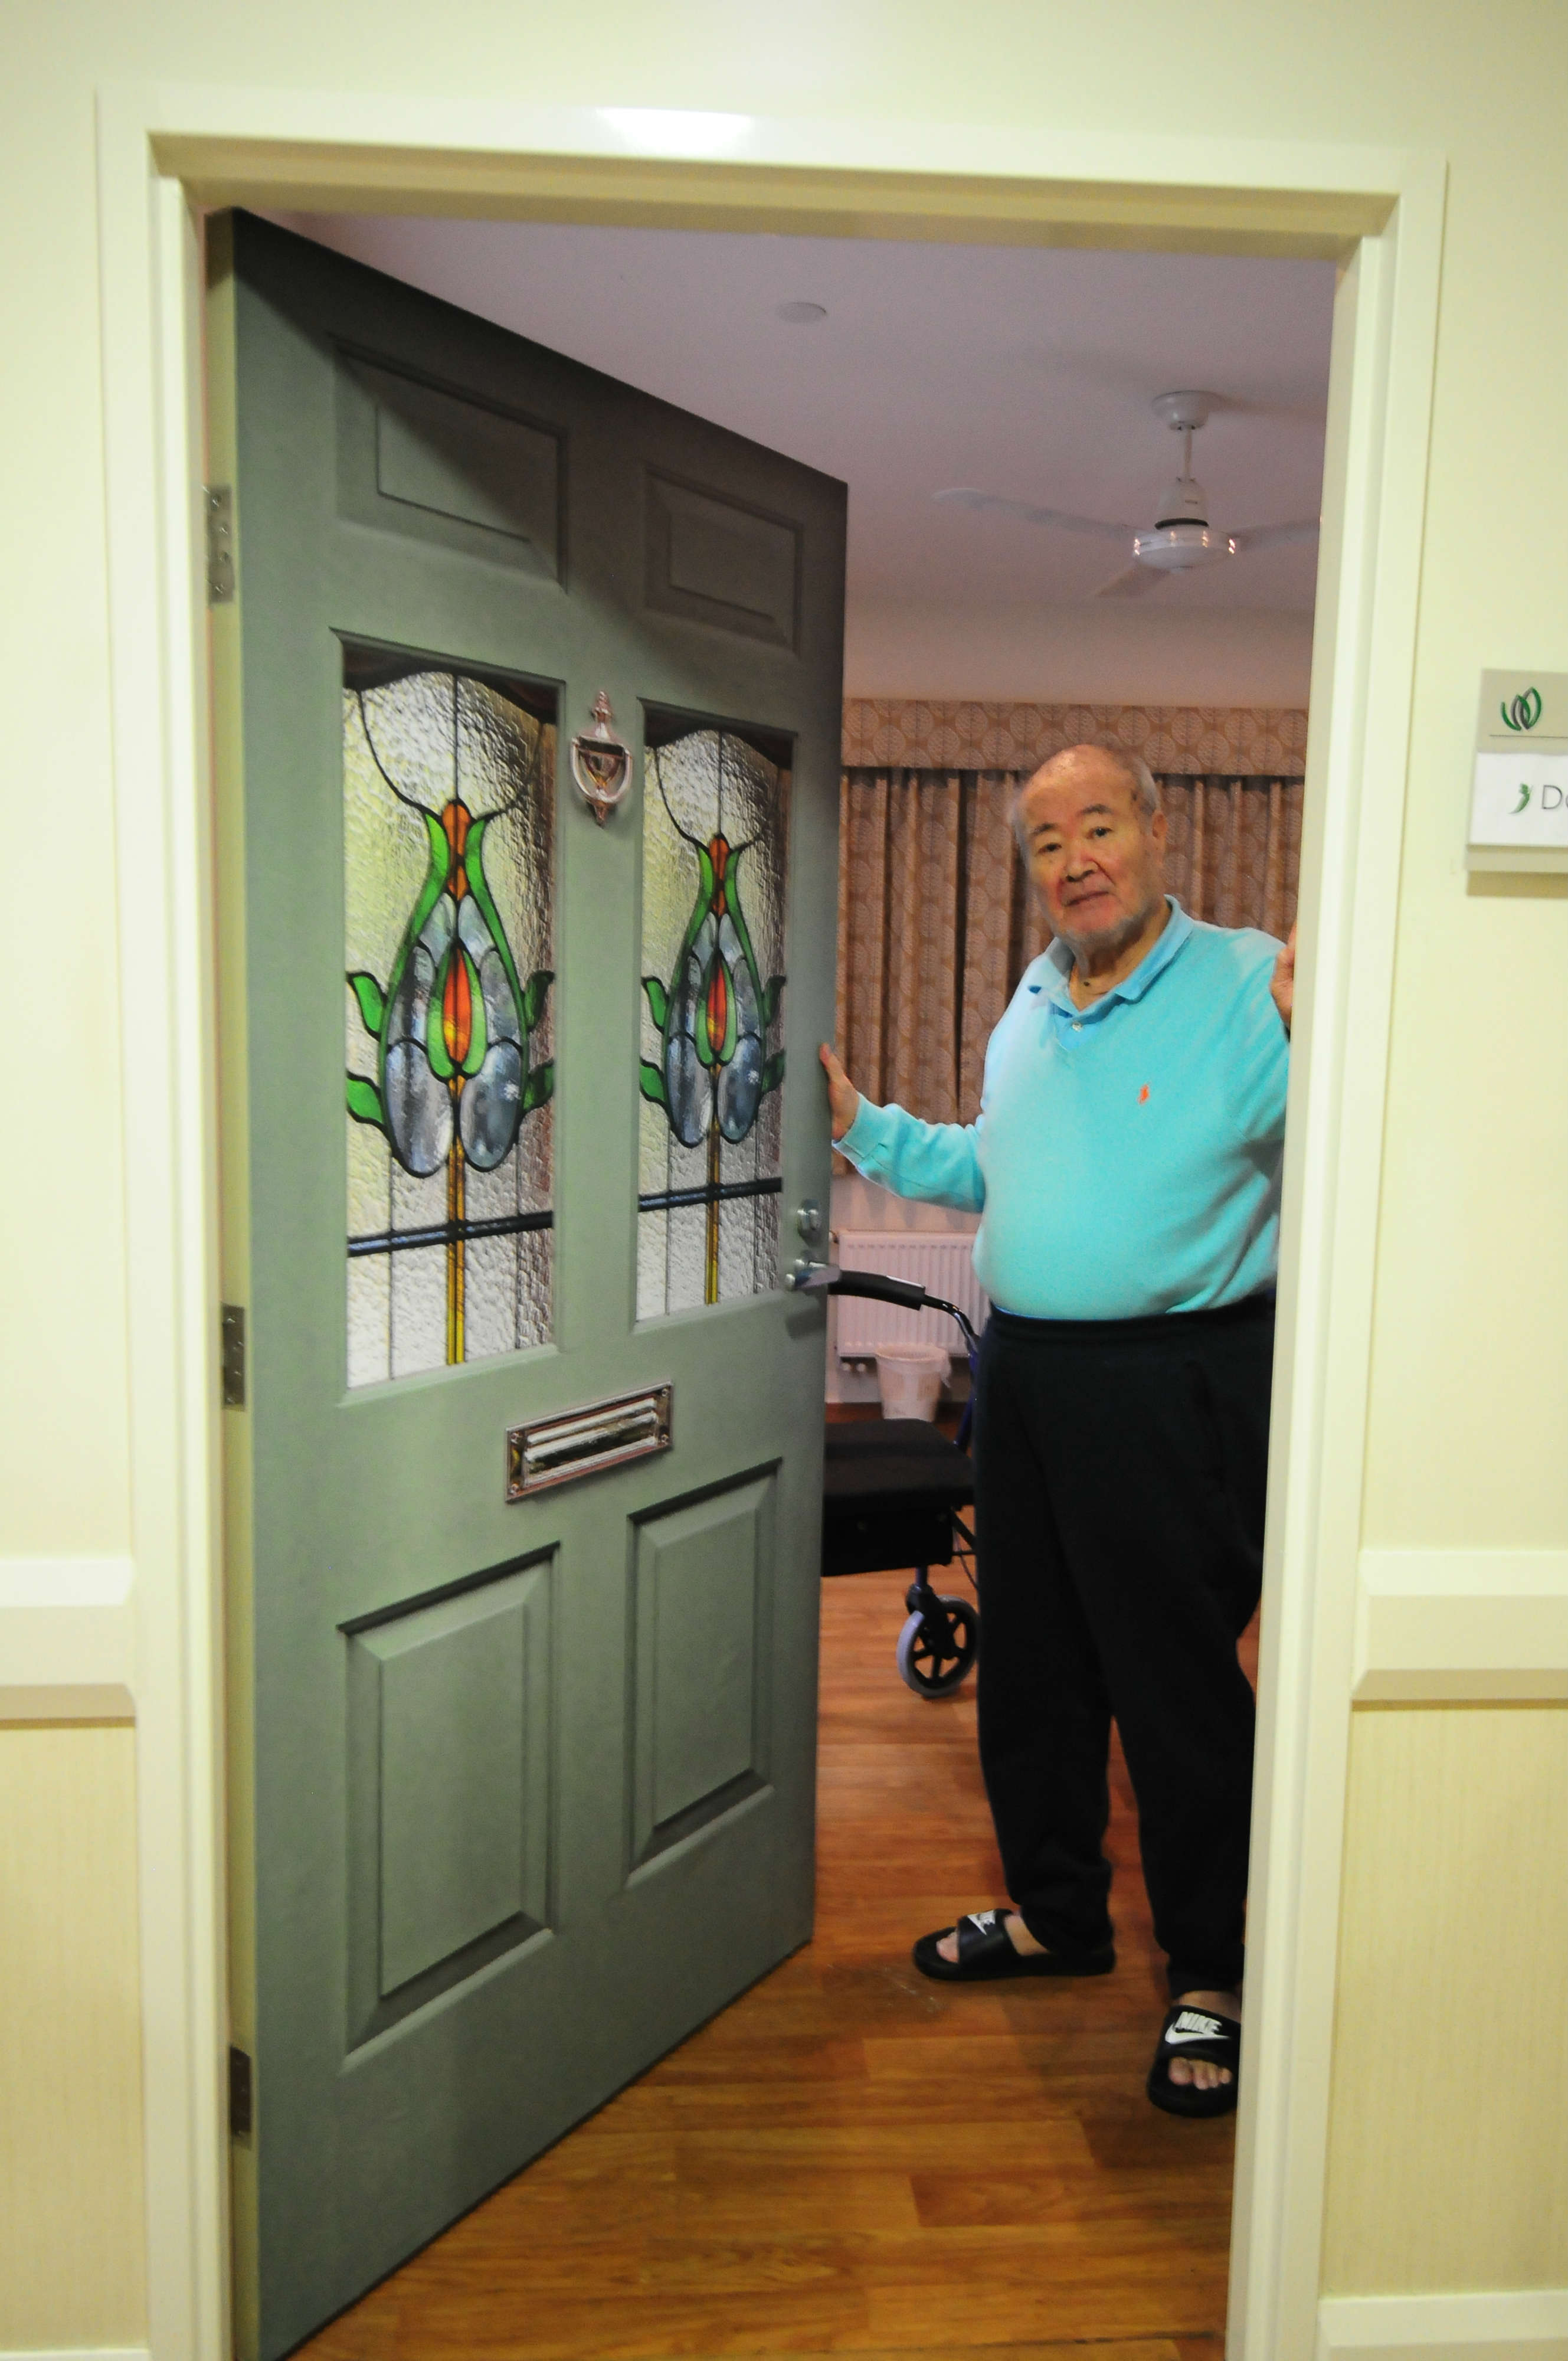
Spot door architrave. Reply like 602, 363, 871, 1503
92, 83, 1445, 2361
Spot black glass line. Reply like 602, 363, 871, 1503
639, 1176, 783, 1214
349, 1209, 555, 1258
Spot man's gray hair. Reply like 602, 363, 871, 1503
1011, 746, 1161, 854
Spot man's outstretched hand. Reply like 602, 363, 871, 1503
819, 1043, 861, 1141
1271, 926, 1297, 1035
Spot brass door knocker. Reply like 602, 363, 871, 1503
568, 691, 633, 825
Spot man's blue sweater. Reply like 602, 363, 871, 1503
836, 900, 1289, 1321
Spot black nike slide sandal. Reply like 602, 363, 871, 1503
912, 1908, 1115, 1983
1146, 2002, 1242, 2117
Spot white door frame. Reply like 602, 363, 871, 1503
93, 81, 1444, 2361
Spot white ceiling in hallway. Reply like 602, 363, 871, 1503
276, 214, 1334, 616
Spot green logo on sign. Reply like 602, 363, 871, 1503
1501, 686, 1543, 731
1512, 782, 1531, 813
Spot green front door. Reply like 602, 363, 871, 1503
211, 212, 845, 2360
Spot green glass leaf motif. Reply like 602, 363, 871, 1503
641, 976, 669, 1031
639, 1058, 667, 1107
348, 971, 385, 1036
346, 1074, 385, 1130
521, 968, 555, 1034
521, 1059, 555, 1114
425, 972, 456, 1080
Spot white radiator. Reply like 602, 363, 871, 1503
833, 1231, 990, 1362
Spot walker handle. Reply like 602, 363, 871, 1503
792, 1262, 980, 1365
793, 1265, 929, 1311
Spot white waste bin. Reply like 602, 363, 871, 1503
874, 1342, 950, 1422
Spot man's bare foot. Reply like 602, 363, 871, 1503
1166, 1987, 1241, 2093
935, 1909, 1045, 1966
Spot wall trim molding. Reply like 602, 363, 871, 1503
1355, 1550, 1568, 1701
0, 2349, 152, 2361
0, 1560, 136, 1718
1319, 2288, 1568, 2360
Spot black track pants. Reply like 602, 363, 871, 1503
972, 1295, 1273, 1997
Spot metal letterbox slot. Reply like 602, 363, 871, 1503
507, 1384, 672, 1500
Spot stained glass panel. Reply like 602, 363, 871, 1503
637, 719, 790, 1320
343, 643, 555, 1386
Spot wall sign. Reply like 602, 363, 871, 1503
1468, 670, 1568, 871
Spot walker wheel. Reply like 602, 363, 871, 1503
896, 1597, 979, 1698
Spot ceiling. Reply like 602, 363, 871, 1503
279, 214, 1335, 615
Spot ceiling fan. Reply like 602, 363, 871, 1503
933, 390, 1319, 599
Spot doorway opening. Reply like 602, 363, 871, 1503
100, 99, 1439, 2361
234, 206, 1325, 2358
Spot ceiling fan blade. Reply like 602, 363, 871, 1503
932, 488, 1131, 542
1094, 561, 1167, 599
1229, 517, 1320, 553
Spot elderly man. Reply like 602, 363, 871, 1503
819, 742, 1293, 2117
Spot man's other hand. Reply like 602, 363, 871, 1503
819, 1044, 861, 1141
1271, 926, 1296, 1034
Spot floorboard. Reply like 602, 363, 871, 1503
300, 1558, 1244, 2361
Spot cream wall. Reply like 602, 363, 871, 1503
2, 1, 1564, 2352
1323, 1705, 1568, 2293
0, 1725, 147, 2349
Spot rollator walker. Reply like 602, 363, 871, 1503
792, 1264, 981, 1699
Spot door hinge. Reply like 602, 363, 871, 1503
205, 484, 235, 604
221, 1303, 246, 1408
228, 2045, 254, 2138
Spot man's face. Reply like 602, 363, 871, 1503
1016, 750, 1167, 957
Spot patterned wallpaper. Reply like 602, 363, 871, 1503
842, 698, 1308, 777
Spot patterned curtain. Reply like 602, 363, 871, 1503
835, 767, 1304, 1127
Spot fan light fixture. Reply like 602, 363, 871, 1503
932, 387, 1318, 599
1135, 392, 1235, 571
1135, 524, 1238, 572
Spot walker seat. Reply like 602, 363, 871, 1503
822, 1419, 974, 1579
796, 1265, 981, 1698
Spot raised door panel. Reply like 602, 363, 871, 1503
338, 357, 564, 575
644, 472, 800, 647
345, 1556, 553, 2045
630, 1472, 775, 1868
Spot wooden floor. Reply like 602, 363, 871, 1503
303, 1566, 1240, 2361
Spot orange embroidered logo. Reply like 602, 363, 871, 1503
1138, 1084, 1151, 1104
